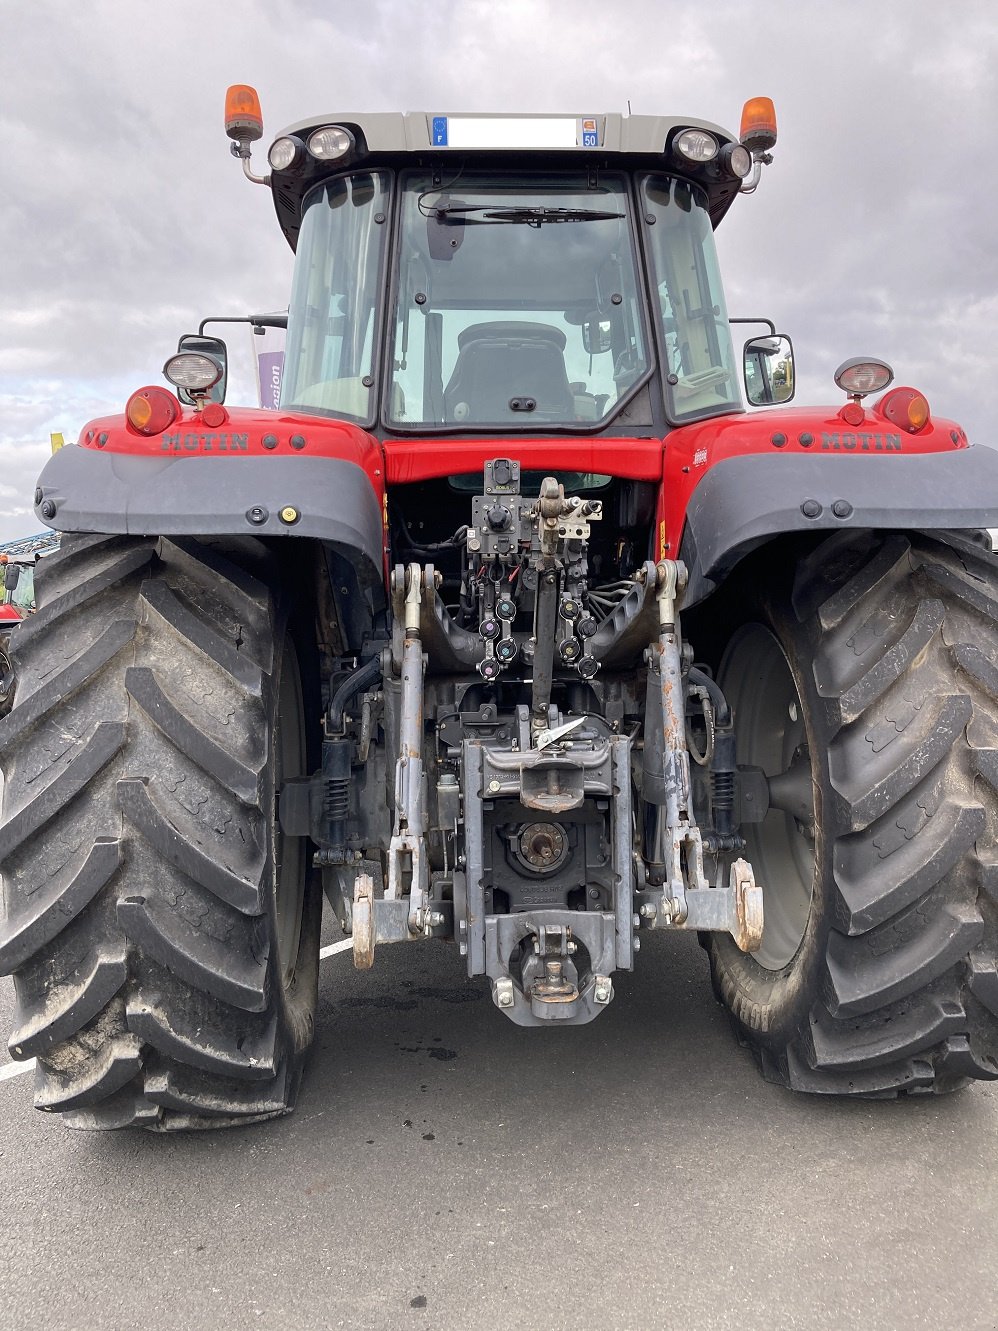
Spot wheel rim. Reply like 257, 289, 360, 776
719, 623, 815, 971
274, 637, 307, 985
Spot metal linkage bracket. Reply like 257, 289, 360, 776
639, 559, 765, 954
386, 563, 434, 938
353, 871, 446, 970
638, 858, 764, 953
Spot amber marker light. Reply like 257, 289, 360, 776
740, 97, 778, 153
126, 386, 180, 436
225, 84, 264, 143
878, 387, 931, 433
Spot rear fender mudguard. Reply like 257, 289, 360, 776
33, 412, 387, 595
677, 447, 998, 606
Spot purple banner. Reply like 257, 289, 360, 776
257, 350, 284, 411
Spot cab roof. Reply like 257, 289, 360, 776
268, 110, 744, 250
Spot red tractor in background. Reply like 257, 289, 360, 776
3, 89, 998, 1131
0, 541, 53, 716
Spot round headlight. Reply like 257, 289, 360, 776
722, 143, 753, 179
163, 352, 222, 393
675, 128, 718, 163
307, 126, 354, 161
833, 357, 894, 397
268, 135, 303, 171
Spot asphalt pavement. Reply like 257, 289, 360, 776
1, 920, 996, 1331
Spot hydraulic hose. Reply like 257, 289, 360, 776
328, 656, 382, 733
688, 666, 731, 727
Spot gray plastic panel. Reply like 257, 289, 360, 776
680, 447, 998, 605
34, 447, 385, 581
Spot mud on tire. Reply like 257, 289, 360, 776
707, 530, 998, 1096
0, 534, 321, 1129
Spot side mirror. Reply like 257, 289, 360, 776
3, 564, 20, 592
582, 317, 613, 355
176, 334, 228, 405
743, 334, 795, 406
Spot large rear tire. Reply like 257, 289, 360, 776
708, 531, 998, 1096
0, 534, 321, 1129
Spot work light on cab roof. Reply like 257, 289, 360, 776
225, 84, 781, 200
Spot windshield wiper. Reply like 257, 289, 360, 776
432, 204, 623, 228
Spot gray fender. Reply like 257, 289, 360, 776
34, 445, 385, 588
679, 447, 998, 605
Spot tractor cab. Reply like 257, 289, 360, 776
224, 93, 787, 435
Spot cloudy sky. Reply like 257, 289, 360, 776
3, 0, 996, 541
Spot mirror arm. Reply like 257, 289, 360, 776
729, 316, 776, 336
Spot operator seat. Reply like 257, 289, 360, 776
443, 322, 574, 423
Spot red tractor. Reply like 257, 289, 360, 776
0, 547, 47, 716
3, 88, 997, 1130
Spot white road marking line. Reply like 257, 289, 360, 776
0, 945, 352, 1089
319, 937, 354, 959
0, 1057, 34, 1083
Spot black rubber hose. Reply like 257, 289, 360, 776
688, 665, 731, 727
328, 656, 382, 732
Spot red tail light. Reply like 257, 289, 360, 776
876, 387, 930, 434
126, 386, 180, 436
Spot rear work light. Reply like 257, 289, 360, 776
268, 135, 305, 172
834, 357, 894, 397
878, 387, 931, 433
720, 143, 752, 179
307, 126, 354, 161
674, 128, 718, 163
163, 352, 222, 393
126, 386, 180, 436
